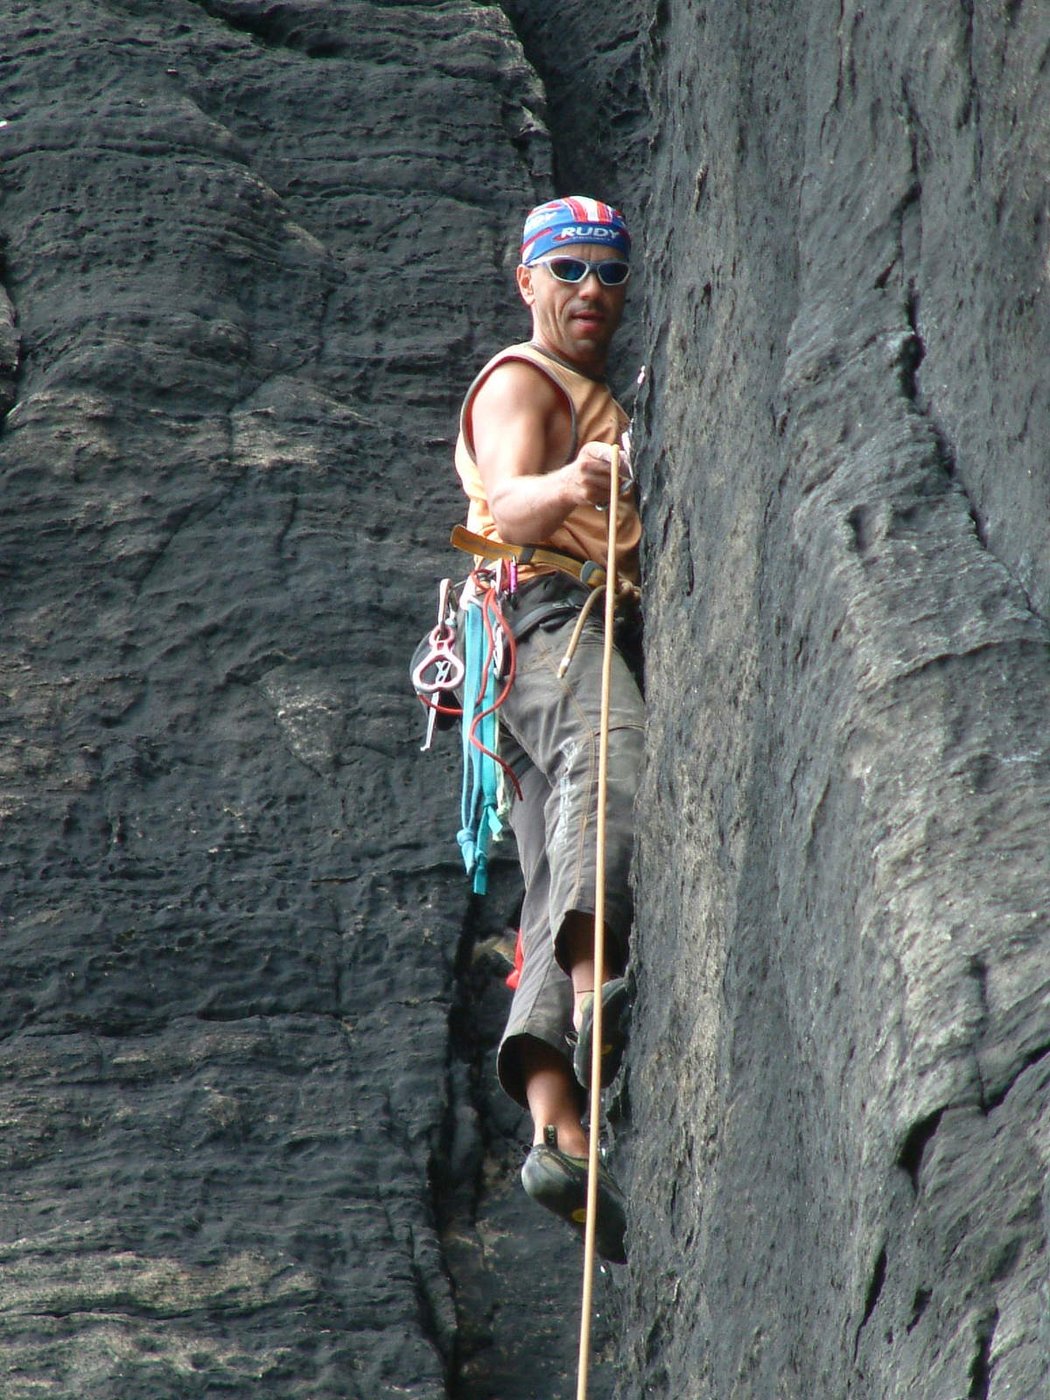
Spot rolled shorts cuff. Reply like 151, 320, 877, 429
552, 902, 632, 977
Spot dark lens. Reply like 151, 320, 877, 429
545, 258, 588, 283
596, 261, 630, 286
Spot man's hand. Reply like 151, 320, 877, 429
566, 441, 633, 512
485, 439, 631, 541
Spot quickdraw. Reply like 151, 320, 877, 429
413, 578, 465, 752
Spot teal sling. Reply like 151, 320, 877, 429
457, 595, 504, 894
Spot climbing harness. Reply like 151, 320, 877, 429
450, 525, 639, 680
414, 513, 638, 903
450, 523, 630, 594
575, 443, 621, 1400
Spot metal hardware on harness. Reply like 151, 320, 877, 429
414, 579, 465, 751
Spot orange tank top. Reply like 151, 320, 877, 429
454, 342, 641, 585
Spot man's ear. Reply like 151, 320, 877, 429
515, 263, 535, 307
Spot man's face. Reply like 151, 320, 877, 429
515, 242, 627, 372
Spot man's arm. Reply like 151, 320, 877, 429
471, 361, 623, 545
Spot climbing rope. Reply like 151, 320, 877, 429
575, 444, 621, 1400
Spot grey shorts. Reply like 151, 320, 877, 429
495, 610, 644, 1107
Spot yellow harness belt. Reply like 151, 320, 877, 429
450, 525, 638, 598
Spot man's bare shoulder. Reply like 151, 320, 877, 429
473, 355, 566, 421
469, 352, 574, 477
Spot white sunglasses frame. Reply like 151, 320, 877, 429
532, 256, 631, 288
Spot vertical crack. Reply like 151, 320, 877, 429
898, 277, 925, 402
897, 1108, 945, 1194
862, 1245, 887, 1324
958, 0, 983, 167
853, 1243, 888, 1359
968, 1308, 998, 1399
435, 885, 518, 1398
497, 0, 648, 199
0, 242, 23, 428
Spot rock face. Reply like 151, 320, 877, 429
626, 3, 1050, 1397
0, 2, 1047, 1399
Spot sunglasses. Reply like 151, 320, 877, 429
536, 257, 631, 287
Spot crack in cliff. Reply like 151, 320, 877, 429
313, 280, 338, 373
968, 1307, 999, 1399
0, 240, 24, 433
187, 0, 349, 58
428, 877, 606, 1400
896, 1107, 945, 1194
883, 80, 1049, 637
818, 0, 861, 144
433, 893, 508, 1399
469, 8, 550, 195
408, 1218, 458, 1388
958, 0, 984, 165
369, 1095, 458, 1382
981, 1039, 1050, 1115
496, 0, 647, 204
852, 1241, 888, 1359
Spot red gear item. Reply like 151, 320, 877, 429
505, 928, 525, 990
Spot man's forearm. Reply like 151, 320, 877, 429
488, 467, 579, 545
487, 443, 622, 545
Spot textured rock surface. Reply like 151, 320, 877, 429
2, 1, 1048, 1398
628, 3, 1050, 1397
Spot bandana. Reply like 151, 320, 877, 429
520, 196, 631, 265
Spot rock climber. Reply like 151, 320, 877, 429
453, 196, 644, 1263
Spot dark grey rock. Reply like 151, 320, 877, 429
626, 2, 1050, 1397
3, 1, 1048, 1397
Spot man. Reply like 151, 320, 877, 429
454, 196, 644, 1264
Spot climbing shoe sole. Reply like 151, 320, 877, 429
521, 1139, 627, 1265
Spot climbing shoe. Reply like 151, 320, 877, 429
521, 1125, 627, 1264
573, 977, 630, 1090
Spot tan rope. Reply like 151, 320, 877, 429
575, 444, 620, 1400
557, 573, 639, 680
556, 584, 605, 678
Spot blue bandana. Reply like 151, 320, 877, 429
520, 196, 631, 265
